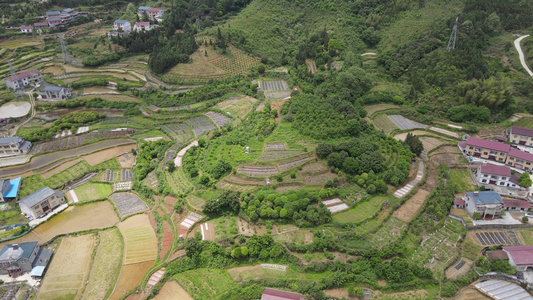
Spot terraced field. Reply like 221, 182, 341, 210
185, 117, 216, 137
161, 123, 193, 144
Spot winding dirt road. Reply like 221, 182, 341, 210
514, 35, 533, 77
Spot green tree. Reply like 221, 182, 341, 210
404, 133, 424, 156
519, 172, 532, 188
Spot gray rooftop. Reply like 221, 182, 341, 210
19, 140, 31, 151
0, 241, 38, 262
466, 191, 504, 205
33, 248, 52, 267
0, 179, 10, 194
0, 136, 22, 145
19, 187, 55, 207
44, 85, 62, 92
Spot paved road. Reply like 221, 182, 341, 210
0, 139, 135, 177
514, 35, 533, 77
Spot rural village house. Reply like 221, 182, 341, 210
463, 191, 504, 219
503, 246, 533, 272
33, 22, 49, 29
476, 164, 524, 190
4, 69, 43, 90
460, 136, 533, 171
18, 187, 65, 220
0, 177, 21, 202
148, 8, 164, 21
19, 26, 32, 33
506, 148, 533, 171
0, 136, 32, 157
39, 85, 71, 101
502, 199, 531, 213
133, 22, 154, 32
112, 20, 131, 32
0, 241, 52, 278
510, 127, 533, 148
261, 288, 305, 300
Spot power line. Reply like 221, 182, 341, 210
447, 17, 458, 51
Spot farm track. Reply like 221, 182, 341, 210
0, 139, 135, 177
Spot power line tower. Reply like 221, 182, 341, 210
8, 59, 23, 99
447, 17, 458, 51
59, 34, 70, 64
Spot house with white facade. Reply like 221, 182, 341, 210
503, 246, 533, 272
20, 26, 33, 33
113, 20, 131, 32
476, 163, 524, 190
5, 69, 43, 90
0, 137, 31, 158
148, 8, 164, 21
138, 6, 151, 16
133, 22, 153, 32
464, 191, 504, 219
39, 85, 71, 101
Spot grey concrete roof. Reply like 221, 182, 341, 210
0, 241, 38, 262
0, 136, 22, 144
19, 187, 55, 207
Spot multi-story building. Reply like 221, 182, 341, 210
510, 127, 533, 147
45, 11, 60, 19
0, 241, 52, 278
20, 26, 33, 33
148, 8, 164, 21
138, 6, 151, 16
5, 69, 43, 90
462, 137, 510, 162
476, 164, 524, 190
463, 191, 504, 219
47, 17, 62, 27
506, 148, 533, 171
18, 187, 65, 220
0, 136, 32, 157
112, 20, 131, 32
39, 85, 71, 101
33, 22, 49, 29
133, 22, 153, 32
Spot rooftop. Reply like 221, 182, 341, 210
465, 191, 503, 205
114, 19, 129, 24
512, 126, 533, 138
139, 6, 151, 9
19, 187, 56, 208
34, 22, 49, 26
503, 199, 531, 209
261, 288, 304, 300
509, 148, 533, 162
20, 26, 33, 29
0, 242, 38, 262
148, 7, 161, 11
503, 245, 533, 265
3, 177, 21, 199
47, 17, 62, 22
5, 70, 41, 82
453, 199, 465, 206
480, 164, 511, 177
0, 136, 23, 144
45, 11, 60, 15
135, 22, 150, 26
44, 85, 63, 92
465, 137, 510, 153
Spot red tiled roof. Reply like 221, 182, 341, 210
508, 148, 533, 162
6, 69, 41, 82
148, 7, 161, 11
261, 288, 304, 300
503, 199, 531, 209
454, 199, 465, 205
459, 141, 467, 149
34, 22, 48, 26
465, 137, 510, 153
503, 246, 533, 265
495, 136, 507, 142
480, 164, 511, 177
20, 26, 32, 29
512, 127, 533, 138
486, 250, 508, 260
135, 22, 150, 26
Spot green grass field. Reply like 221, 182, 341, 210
175, 268, 234, 299
332, 196, 388, 223
449, 169, 476, 192
364, 104, 401, 117
73, 182, 113, 202
166, 169, 193, 194
372, 114, 398, 135
213, 216, 238, 241
187, 195, 206, 209
513, 117, 533, 129
0, 201, 28, 226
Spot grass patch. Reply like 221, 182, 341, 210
520, 230, 533, 245
513, 117, 533, 129
449, 169, 476, 192
265, 123, 316, 151
332, 196, 388, 223
372, 114, 398, 135
213, 216, 238, 241
0, 201, 28, 226
166, 169, 194, 194
175, 268, 234, 300
73, 182, 113, 202
364, 104, 401, 117
462, 239, 483, 261
227, 265, 332, 282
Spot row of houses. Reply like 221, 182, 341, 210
109, 20, 159, 36
138, 6, 164, 21
0, 137, 31, 158
5, 69, 72, 100
31, 8, 81, 30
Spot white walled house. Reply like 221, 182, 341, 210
5, 69, 43, 90
503, 246, 533, 272
20, 26, 33, 33
0, 137, 31, 157
476, 164, 525, 190
39, 85, 71, 101
464, 191, 504, 219
133, 22, 152, 32
113, 20, 131, 32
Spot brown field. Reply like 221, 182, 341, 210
37, 234, 97, 300
76, 94, 140, 102
66, 72, 140, 81
83, 86, 116, 93
446, 258, 473, 279
420, 137, 446, 151
153, 281, 193, 300
393, 190, 430, 222
0, 38, 41, 49
453, 286, 491, 300
236, 218, 267, 236
117, 153, 136, 168
324, 288, 349, 299
40, 158, 83, 179
160, 220, 173, 259
1, 201, 118, 246
365, 103, 400, 117
83, 144, 136, 166
108, 260, 155, 300
373, 289, 429, 299
430, 146, 465, 165
167, 44, 227, 79
41, 66, 64, 75
117, 214, 158, 265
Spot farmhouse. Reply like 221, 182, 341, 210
476, 164, 524, 190
464, 191, 504, 219
45, 11, 60, 19
510, 127, 533, 147
5, 69, 43, 90
20, 26, 33, 33
18, 187, 65, 220
0, 136, 32, 157
113, 20, 131, 32
133, 22, 153, 32
148, 7, 164, 21
0, 241, 52, 277
506, 148, 533, 171
138, 6, 151, 16
47, 17, 62, 27
0, 177, 21, 202
39, 85, 71, 101
462, 137, 509, 162
33, 22, 49, 29
503, 199, 531, 212
503, 246, 533, 272
261, 288, 305, 300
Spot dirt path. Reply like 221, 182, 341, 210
10, 90, 36, 136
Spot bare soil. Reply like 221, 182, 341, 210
445, 258, 473, 279
108, 261, 155, 300
430, 146, 464, 165
83, 144, 135, 166
153, 281, 193, 300
237, 218, 267, 236
160, 220, 173, 259
117, 153, 136, 168
453, 286, 491, 300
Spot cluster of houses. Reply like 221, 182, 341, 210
20, 8, 81, 32
138, 6, 164, 22
4, 69, 72, 100
108, 6, 163, 37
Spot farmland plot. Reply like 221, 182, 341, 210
333, 196, 388, 223
259, 150, 303, 162
388, 115, 428, 130
370, 217, 406, 248
238, 166, 279, 177
277, 155, 314, 171
259, 81, 288, 91
216, 96, 256, 120
175, 268, 234, 300
265, 143, 286, 150
301, 173, 337, 185
166, 169, 194, 194
153, 281, 193, 300
37, 234, 97, 300
117, 214, 158, 265
364, 104, 400, 117
110, 193, 148, 217
72, 182, 113, 202
108, 260, 154, 300
204, 111, 232, 128
31, 131, 132, 154
208, 45, 260, 75
161, 123, 193, 144
372, 114, 398, 134
185, 117, 216, 137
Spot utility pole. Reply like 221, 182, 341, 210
59, 34, 70, 64
8, 59, 23, 99
447, 17, 458, 51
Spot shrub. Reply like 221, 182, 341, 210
523, 216, 529, 223
473, 212, 482, 220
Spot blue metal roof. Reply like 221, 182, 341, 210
62, 8, 73, 12
114, 19, 128, 24
466, 191, 504, 205
139, 6, 151, 9
3, 177, 21, 199
44, 85, 62, 92
48, 17, 62, 21
30, 266, 45, 277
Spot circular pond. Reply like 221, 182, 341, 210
0, 101, 31, 118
